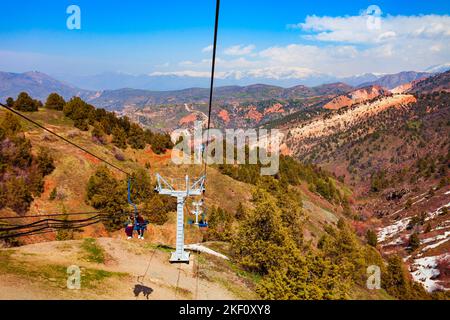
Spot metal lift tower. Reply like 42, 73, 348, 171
155, 174, 205, 263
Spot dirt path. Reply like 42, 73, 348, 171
184, 103, 209, 127
0, 237, 243, 300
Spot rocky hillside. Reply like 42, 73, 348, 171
116, 83, 352, 131
1, 102, 421, 300
89, 82, 352, 109
408, 70, 450, 93
276, 71, 450, 293
1, 71, 449, 299
322, 85, 391, 110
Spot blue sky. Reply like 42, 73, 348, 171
0, 0, 449, 83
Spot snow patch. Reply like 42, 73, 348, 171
378, 201, 450, 243
419, 237, 450, 255
434, 224, 450, 231
377, 218, 410, 242
383, 237, 405, 247
421, 231, 450, 245
184, 244, 229, 260
425, 201, 450, 221
410, 254, 449, 292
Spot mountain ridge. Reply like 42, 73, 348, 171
0, 70, 353, 109
358, 71, 430, 90
274, 71, 450, 292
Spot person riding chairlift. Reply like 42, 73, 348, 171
135, 213, 147, 240
125, 216, 134, 240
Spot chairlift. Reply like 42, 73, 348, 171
191, 201, 208, 228
127, 178, 148, 231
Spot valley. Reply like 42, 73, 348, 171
0, 69, 449, 300
277, 71, 450, 293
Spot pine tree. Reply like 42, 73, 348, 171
232, 188, 294, 274
381, 255, 430, 299
366, 229, 378, 247
112, 127, 127, 149
5, 177, 33, 214
409, 233, 420, 252
127, 123, 146, 149
6, 97, 14, 108
91, 122, 107, 144
1, 112, 22, 135
129, 169, 152, 203
49, 187, 57, 201
36, 148, 55, 175
0, 114, 53, 214
235, 202, 246, 220
207, 206, 233, 241
74, 119, 89, 131
86, 167, 127, 230
144, 195, 170, 225
14, 92, 39, 112
63, 97, 87, 118
44, 93, 66, 110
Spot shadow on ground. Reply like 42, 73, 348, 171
133, 284, 154, 300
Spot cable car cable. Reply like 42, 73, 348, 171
0, 102, 131, 176
203, 0, 220, 176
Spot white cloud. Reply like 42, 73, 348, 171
153, 10, 450, 82
179, 60, 194, 66
295, 14, 450, 44
149, 67, 319, 80
217, 57, 257, 69
224, 44, 255, 56
150, 70, 212, 78
255, 12, 450, 76
431, 44, 442, 52
244, 66, 319, 80
202, 45, 213, 53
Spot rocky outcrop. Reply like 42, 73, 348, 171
323, 85, 390, 110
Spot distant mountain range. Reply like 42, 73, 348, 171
0, 71, 93, 102
51, 63, 450, 91
1, 64, 449, 110
0, 71, 352, 109
53, 71, 349, 91
357, 71, 430, 89
425, 63, 450, 74
83, 82, 353, 110
408, 70, 450, 93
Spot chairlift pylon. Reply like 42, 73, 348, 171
155, 173, 205, 263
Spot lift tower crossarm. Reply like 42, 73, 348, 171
155, 174, 205, 263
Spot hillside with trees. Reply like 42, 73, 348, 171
0, 112, 54, 214
276, 71, 450, 294
1, 86, 448, 299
